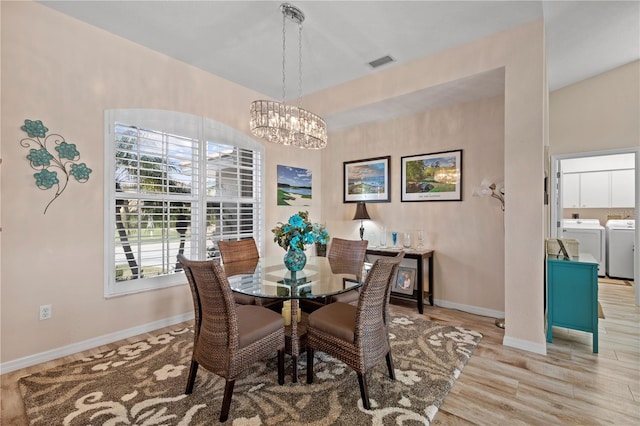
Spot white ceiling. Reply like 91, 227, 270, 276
39, 1, 639, 130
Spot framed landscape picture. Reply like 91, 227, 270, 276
401, 150, 462, 202
277, 165, 312, 206
392, 267, 415, 296
343, 156, 391, 203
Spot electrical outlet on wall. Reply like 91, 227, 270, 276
39, 304, 52, 320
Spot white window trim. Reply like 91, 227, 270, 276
104, 109, 264, 297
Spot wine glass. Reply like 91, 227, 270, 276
403, 232, 412, 249
417, 229, 424, 249
379, 227, 387, 247
391, 231, 398, 247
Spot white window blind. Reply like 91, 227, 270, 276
105, 110, 264, 297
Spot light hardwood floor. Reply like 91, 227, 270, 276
2, 282, 638, 425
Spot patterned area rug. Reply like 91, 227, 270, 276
19, 312, 482, 425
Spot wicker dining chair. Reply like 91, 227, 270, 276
177, 254, 285, 422
306, 252, 405, 410
328, 237, 369, 304
217, 238, 281, 309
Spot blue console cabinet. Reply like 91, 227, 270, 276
546, 254, 599, 353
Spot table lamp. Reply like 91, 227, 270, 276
352, 202, 371, 240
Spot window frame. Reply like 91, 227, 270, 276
104, 109, 264, 297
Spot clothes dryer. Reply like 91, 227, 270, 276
561, 219, 605, 276
605, 220, 635, 280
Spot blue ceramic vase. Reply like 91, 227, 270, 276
284, 247, 307, 272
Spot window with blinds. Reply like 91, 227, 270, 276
105, 110, 264, 297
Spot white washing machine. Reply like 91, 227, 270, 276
605, 220, 635, 280
561, 219, 605, 276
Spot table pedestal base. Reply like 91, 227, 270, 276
284, 303, 308, 382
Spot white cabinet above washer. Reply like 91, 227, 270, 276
562, 169, 635, 208
580, 171, 610, 208
611, 169, 635, 208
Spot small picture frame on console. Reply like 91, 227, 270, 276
392, 267, 416, 296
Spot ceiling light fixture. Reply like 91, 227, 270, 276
249, 3, 327, 149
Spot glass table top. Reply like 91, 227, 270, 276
223, 256, 362, 300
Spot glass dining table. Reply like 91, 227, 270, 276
222, 255, 363, 382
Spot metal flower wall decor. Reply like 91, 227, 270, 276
20, 119, 92, 214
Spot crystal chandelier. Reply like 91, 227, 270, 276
250, 3, 327, 149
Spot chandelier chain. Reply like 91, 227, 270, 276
298, 22, 303, 109
249, 3, 327, 149
282, 10, 287, 102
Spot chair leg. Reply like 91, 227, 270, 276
219, 379, 235, 422
277, 349, 285, 385
386, 351, 396, 380
185, 360, 199, 394
357, 373, 371, 410
306, 348, 314, 384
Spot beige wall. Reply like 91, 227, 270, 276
550, 61, 640, 155
562, 208, 636, 226
1, 2, 548, 367
322, 97, 506, 312
309, 20, 547, 352
0, 2, 322, 364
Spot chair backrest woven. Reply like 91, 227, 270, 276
382, 251, 405, 328
327, 238, 368, 279
218, 238, 259, 264
177, 254, 239, 375
179, 256, 202, 344
354, 252, 405, 354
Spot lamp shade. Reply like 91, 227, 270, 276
352, 202, 371, 220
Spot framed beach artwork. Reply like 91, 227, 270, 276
401, 150, 462, 202
392, 267, 416, 296
277, 165, 312, 206
343, 156, 391, 203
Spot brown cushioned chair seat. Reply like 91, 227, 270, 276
233, 292, 257, 305
307, 302, 357, 343
236, 305, 285, 348
330, 289, 360, 304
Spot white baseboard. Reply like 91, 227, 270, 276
434, 299, 547, 355
503, 335, 547, 355
1, 312, 194, 375
434, 299, 504, 319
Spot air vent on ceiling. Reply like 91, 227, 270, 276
368, 55, 394, 69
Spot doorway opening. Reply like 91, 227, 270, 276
551, 147, 639, 305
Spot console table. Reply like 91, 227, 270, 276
546, 253, 599, 353
365, 247, 434, 314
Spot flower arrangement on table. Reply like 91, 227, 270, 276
312, 223, 330, 256
313, 223, 330, 245
272, 211, 329, 271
